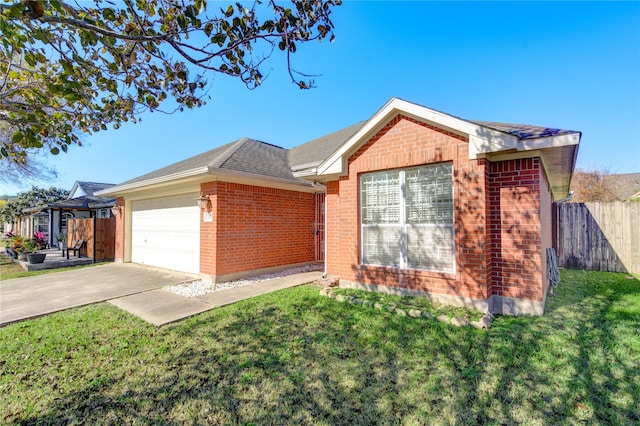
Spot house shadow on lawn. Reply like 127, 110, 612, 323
13, 275, 639, 425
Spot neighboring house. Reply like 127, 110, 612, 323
603, 173, 640, 201
99, 98, 580, 315
22, 181, 116, 247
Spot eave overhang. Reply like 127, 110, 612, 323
97, 166, 320, 198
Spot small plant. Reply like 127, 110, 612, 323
2, 231, 15, 247
10, 235, 24, 251
33, 231, 47, 249
55, 232, 66, 243
23, 239, 38, 254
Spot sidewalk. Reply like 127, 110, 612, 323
0, 263, 197, 327
109, 271, 322, 326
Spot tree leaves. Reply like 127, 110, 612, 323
0, 186, 70, 223
0, 0, 342, 166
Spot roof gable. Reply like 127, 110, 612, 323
307, 98, 580, 199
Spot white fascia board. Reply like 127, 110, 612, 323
517, 133, 581, 151
290, 161, 322, 172
469, 131, 519, 159
95, 167, 210, 196
67, 182, 82, 199
292, 168, 319, 178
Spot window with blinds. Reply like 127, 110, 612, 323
360, 163, 454, 272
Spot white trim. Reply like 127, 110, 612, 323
98, 165, 319, 198
96, 167, 210, 196
292, 168, 319, 178
359, 164, 455, 274
291, 161, 322, 171
518, 133, 581, 151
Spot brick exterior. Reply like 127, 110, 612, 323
326, 115, 550, 312
199, 181, 317, 280
488, 158, 544, 302
114, 196, 125, 262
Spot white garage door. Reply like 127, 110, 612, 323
131, 193, 200, 274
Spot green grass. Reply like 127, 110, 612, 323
0, 253, 97, 280
0, 270, 638, 425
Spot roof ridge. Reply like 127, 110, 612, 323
210, 137, 254, 169
76, 181, 116, 185
214, 137, 286, 170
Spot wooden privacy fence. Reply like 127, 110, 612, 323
554, 202, 640, 274
67, 217, 116, 262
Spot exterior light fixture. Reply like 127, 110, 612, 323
110, 205, 121, 216
196, 193, 210, 210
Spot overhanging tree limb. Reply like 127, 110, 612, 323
0, 0, 342, 167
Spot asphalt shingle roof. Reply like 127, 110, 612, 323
120, 137, 302, 186
603, 173, 640, 201
48, 181, 116, 208
289, 121, 366, 168
75, 181, 116, 197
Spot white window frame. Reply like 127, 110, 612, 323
360, 163, 455, 273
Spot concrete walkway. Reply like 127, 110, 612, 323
1, 261, 322, 327
0, 263, 197, 326
109, 271, 322, 326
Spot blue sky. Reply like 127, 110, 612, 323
1, 1, 639, 195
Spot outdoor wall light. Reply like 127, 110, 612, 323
110, 205, 121, 216
196, 193, 210, 210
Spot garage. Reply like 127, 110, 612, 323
131, 193, 200, 274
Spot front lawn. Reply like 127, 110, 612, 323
1, 270, 638, 424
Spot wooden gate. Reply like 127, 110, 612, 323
67, 217, 116, 261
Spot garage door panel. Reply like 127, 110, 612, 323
132, 194, 200, 274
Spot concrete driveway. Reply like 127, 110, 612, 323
0, 263, 197, 326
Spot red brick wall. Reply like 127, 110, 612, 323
488, 158, 544, 301
200, 181, 316, 278
114, 197, 125, 262
325, 115, 491, 300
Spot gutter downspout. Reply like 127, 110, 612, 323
324, 187, 328, 278
555, 191, 574, 204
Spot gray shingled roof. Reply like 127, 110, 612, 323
112, 105, 580, 190
603, 173, 640, 201
289, 121, 366, 168
75, 181, 116, 197
472, 121, 579, 140
121, 137, 303, 186
49, 181, 116, 209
